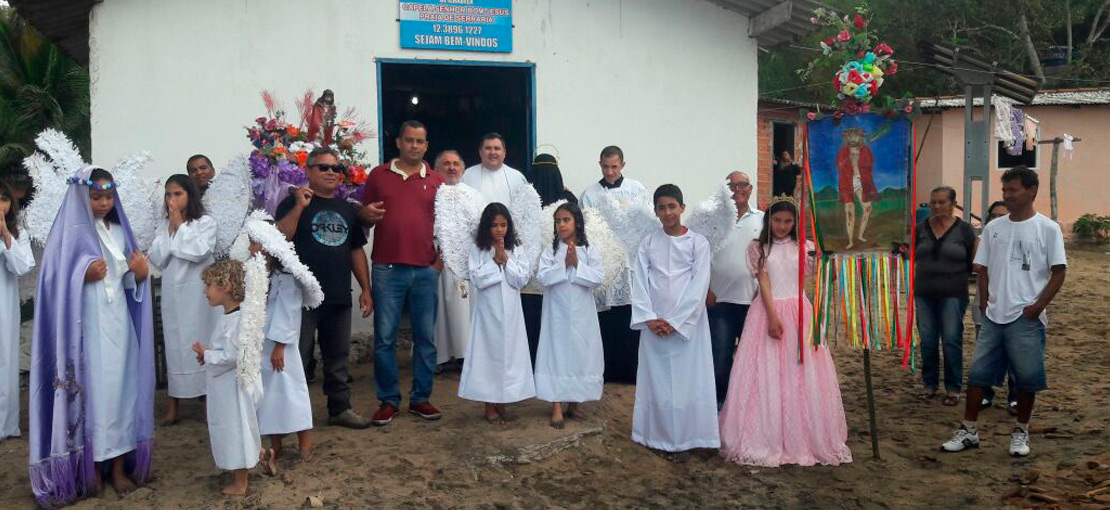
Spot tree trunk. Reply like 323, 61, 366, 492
1066, 0, 1073, 63
1088, 0, 1110, 47
1018, 11, 1046, 85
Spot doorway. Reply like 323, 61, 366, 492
772, 121, 796, 168
377, 60, 535, 174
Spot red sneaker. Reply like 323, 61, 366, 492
408, 402, 442, 421
371, 403, 399, 426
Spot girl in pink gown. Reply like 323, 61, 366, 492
718, 199, 852, 467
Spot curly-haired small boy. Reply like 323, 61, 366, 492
191, 260, 265, 496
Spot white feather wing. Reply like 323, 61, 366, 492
685, 182, 738, 251
597, 193, 659, 255
111, 151, 159, 251
203, 155, 253, 256
434, 183, 484, 279
22, 129, 83, 246
508, 185, 544, 278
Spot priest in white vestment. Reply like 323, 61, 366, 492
432, 150, 472, 365
580, 145, 648, 383
461, 133, 528, 206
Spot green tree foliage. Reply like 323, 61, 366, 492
0, 7, 90, 180
761, 0, 1110, 103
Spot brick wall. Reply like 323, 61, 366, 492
755, 101, 805, 209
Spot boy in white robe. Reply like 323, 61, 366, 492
457, 203, 535, 423
534, 203, 605, 428
193, 260, 265, 496
629, 184, 720, 452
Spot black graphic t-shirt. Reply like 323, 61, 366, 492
276, 195, 367, 306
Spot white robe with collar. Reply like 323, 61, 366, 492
534, 242, 605, 403
579, 177, 647, 309
0, 233, 34, 439
84, 220, 143, 461
148, 215, 219, 398
629, 228, 720, 452
204, 309, 262, 470
461, 164, 528, 206
435, 267, 470, 364
457, 245, 535, 403
257, 273, 313, 435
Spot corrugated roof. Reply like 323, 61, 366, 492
917, 88, 1110, 108
11, 0, 821, 67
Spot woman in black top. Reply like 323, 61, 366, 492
914, 186, 976, 406
772, 151, 801, 198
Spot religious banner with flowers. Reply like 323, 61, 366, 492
791, 6, 918, 366
247, 90, 376, 214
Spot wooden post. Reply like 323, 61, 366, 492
1037, 137, 1082, 222
864, 348, 880, 459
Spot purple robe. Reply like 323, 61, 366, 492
28, 166, 155, 508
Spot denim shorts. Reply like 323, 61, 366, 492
966, 316, 1047, 393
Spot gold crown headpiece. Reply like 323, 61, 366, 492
769, 194, 800, 208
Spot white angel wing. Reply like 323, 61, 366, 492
22, 129, 159, 250
203, 155, 252, 256
685, 182, 738, 251
434, 183, 484, 279
238, 253, 269, 402
521, 199, 566, 293
508, 185, 544, 277
22, 129, 85, 246
231, 209, 325, 309
581, 206, 628, 294
111, 151, 159, 251
596, 193, 659, 255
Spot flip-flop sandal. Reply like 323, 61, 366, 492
942, 395, 960, 406
550, 418, 565, 429
918, 390, 937, 401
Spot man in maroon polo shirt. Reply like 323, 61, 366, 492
360, 120, 444, 425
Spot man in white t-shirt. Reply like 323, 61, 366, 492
706, 171, 763, 410
461, 133, 528, 206
942, 166, 1066, 458
580, 146, 648, 383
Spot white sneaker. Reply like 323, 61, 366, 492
941, 426, 980, 452
1010, 428, 1031, 457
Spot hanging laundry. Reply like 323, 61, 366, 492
994, 99, 1016, 148
1063, 134, 1075, 160
1023, 115, 1039, 151
1007, 108, 1025, 156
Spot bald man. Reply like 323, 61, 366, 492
706, 171, 764, 410
431, 150, 470, 368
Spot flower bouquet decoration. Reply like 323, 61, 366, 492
247, 90, 376, 215
799, 6, 899, 115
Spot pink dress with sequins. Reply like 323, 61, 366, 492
718, 239, 852, 467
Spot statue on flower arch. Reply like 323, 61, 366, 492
307, 89, 337, 146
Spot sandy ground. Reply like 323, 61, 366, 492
1, 248, 1109, 510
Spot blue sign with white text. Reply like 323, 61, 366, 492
400, 0, 513, 53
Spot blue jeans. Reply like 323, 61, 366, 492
967, 315, 1047, 393
976, 324, 1017, 404
708, 302, 749, 408
915, 296, 968, 394
371, 264, 439, 407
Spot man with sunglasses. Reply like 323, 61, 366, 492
360, 120, 445, 426
706, 171, 763, 410
276, 147, 373, 429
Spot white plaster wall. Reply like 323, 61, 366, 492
89, 0, 758, 208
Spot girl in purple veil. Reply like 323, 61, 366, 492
29, 166, 155, 507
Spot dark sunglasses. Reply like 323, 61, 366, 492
311, 163, 347, 174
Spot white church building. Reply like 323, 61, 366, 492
13, 0, 820, 203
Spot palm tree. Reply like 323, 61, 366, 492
0, 7, 89, 179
